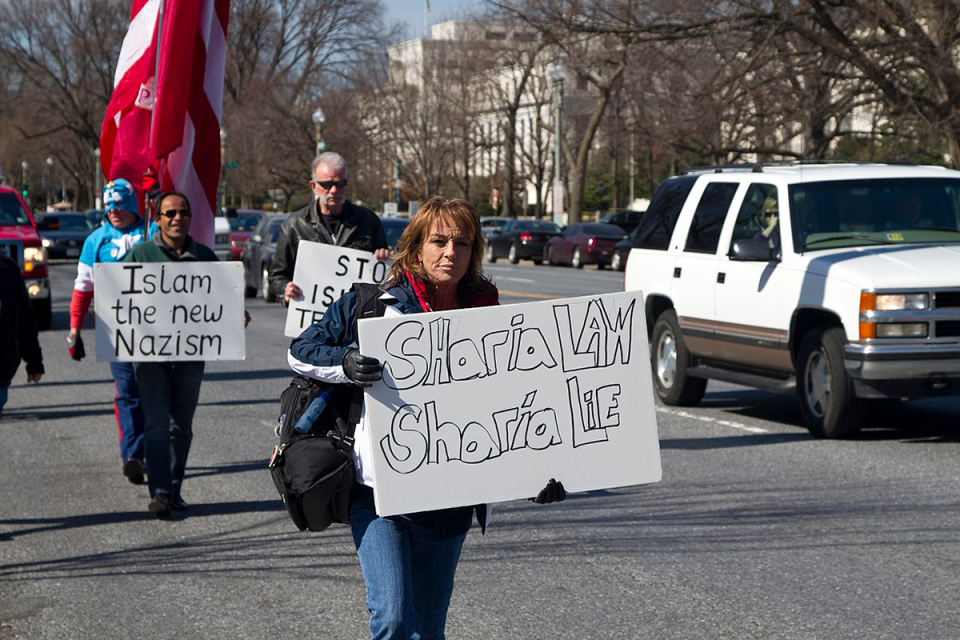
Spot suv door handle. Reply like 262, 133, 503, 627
674, 267, 682, 278
717, 272, 726, 284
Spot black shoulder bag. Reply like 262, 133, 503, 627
268, 283, 385, 532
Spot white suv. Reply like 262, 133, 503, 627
625, 162, 960, 438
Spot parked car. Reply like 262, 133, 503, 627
625, 161, 960, 439
611, 227, 640, 272
241, 214, 288, 302
486, 219, 561, 264
480, 217, 508, 241
213, 216, 232, 261
599, 209, 645, 234
35, 212, 96, 260
544, 222, 625, 268
225, 208, 263, 260
381, 216, 411, 251
0, 187, 50, 329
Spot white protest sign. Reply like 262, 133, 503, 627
94, 262, 245, 362
284, 241, 390, 337
383, 203, 398, 216
357, 291, 660, 516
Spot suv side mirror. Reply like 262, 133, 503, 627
730, 239, 778, 262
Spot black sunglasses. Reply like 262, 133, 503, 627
160, 209, 192, 219
313, 179, 347, 190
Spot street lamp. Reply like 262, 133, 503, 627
312, 107, 326, 156
91, 150, 102, 209
219, 127, 227, 209
547, 60, 566, 225
44, 157, 53, 211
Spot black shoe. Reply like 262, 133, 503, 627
148, 494, 171, 519
122, 458, 145, 484
171, 496, 189, 511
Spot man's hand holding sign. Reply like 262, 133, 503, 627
283, 242, 392, 337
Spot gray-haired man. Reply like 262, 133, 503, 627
269, 152, 390, 305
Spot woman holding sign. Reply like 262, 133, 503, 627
289, 196, 564, 640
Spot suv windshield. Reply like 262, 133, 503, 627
791, 178, 960, 251
0, 192, 31, 225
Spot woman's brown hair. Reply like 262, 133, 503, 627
384, 196, 495, 301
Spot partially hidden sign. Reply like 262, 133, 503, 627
284, 241, 390, 337
93, 262, 246, 362
356, 291, 661, 516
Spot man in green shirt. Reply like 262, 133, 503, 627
124, 191, 218, 518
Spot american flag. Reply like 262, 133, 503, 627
100, 0, 229, 247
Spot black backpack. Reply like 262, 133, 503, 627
269, 283, 385, 532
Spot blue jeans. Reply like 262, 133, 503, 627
0, 385, 7, 417
350, 485, 473, 640
133, 361, 204, 500
109, 361, 145, 462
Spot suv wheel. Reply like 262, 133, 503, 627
797, 327, 863, 438
546, 247, 555, 265
486, 244, 496, 263
508, 244, 520, 264
651, 309, 706, 406
572, 248, 584, 269
33, 299, 52, 331
262, 267, 277, 303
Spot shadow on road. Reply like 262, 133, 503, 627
0, 500, 283, 543
661, 432, 811, 450
185, 460, 266, 479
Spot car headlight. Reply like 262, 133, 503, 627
41, 238, 51, 247
876, 323, 928, 338
23, 246, 45, 268
875, 293, 928, 310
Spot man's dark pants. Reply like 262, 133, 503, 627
133, 361, 205, 501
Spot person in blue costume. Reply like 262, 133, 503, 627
67, 178, 157, 485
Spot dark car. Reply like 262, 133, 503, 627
36, 212, 96, 260
544, 222, 625, 269
241, 214, 288, 302
486, 218, 562, 264
480, 216, 507, 241
611, 226, 641, 272
381, 216, 411, 250
599, 209, 645, 234
226, 208, 263, 260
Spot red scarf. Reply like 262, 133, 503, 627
405, 271, 499, 311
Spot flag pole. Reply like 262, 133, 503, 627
146, 0, 165, 240
423, 0, 429, 40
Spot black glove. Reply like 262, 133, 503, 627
67, 333, 85, 361
530, 478, 566, 504
342, 348, 382, 387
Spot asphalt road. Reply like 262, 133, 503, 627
1, 260, 958, 639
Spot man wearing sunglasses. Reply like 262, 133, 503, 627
269, 152, 390, 305
123, 191, 249, 518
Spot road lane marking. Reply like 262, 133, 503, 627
655, 406, 769, 433
497, 276, 538, 283
498, 289, 559, 300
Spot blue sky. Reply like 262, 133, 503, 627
384, 0, 481, 40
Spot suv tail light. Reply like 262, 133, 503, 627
519, 232, 533, 243
587, 236, 596, 249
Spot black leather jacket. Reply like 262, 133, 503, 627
0, 254, 44, 387
268, 199, 388, 303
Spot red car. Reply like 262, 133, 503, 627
226, 209, 264, 260
544, 222, 625, 269
0, 187, 50, 328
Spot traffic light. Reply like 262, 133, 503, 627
21, 188, 29, 198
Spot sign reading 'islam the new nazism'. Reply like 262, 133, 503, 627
356, 291, 661, 517
93, 262, 246, 362
284, 241, 390, 337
